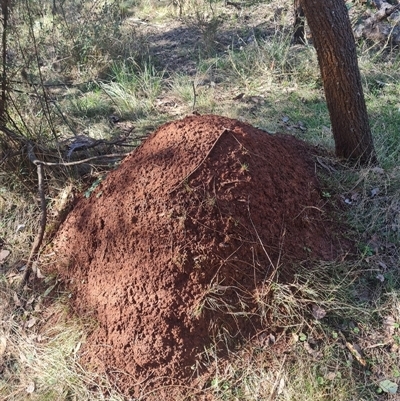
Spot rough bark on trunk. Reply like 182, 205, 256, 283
301, 0, 377, 165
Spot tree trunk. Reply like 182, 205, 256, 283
300, 0, 377, 165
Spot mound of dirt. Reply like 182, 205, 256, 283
52, 114, 337, 397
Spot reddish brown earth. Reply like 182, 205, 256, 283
52, 114, 339, 398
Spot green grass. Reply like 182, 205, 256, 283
358, 46, 400, 167
100, 59, 164, 119
68, 88, 113, 119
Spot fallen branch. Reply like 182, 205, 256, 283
32, 153, 127, 167
64, 134, 132, 157
0, 125, 129, 166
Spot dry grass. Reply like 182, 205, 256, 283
0, 288, 125, 400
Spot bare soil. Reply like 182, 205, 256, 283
52, 114, 341, 398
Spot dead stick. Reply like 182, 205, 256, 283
19, 162, 46, 289
17, 145, 126, 289
169, 128, 229, 193
0, 0, 9, 121
192, 81, 197, 111
31, 153, 127, 167
1, 125, 129, 165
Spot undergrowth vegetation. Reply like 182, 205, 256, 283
1, 0, 400, 400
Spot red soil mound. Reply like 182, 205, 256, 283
53, 114, 336, 397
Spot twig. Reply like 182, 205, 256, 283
0, 124, 129, 289
169, 128, 228, 193
192, 81, 197, 111
338, 331, 367, 367
268, 354, 287, 401
25, 0, 58, 141
19, 149, 46, 290
18, 146, 126, 289
247, 203, 281, 273
31, 153, 127, 167
0, 123, 28, 144
9, 79, 91, 88
0, 0, 9, 122
0, 125, 128, 166
51, 99, 78, 137
66, 135, 131, 152
7, 97, 34, 139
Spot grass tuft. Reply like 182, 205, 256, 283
100, 60, 164, 119
0, 284, 124, 401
